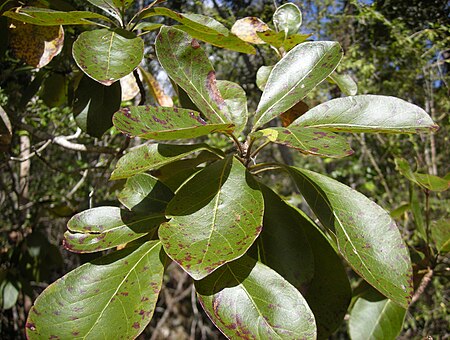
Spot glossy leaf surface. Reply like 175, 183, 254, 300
159, 157, 264, 280
288, 167, 413, 308
195, 255, 317, 339
73, 29, 144, 86
257, 30, 312, 51
251, 185, 351, 338
273, 3, 302, 36
395, 158, 449, 192
156, 27, 231, 123
251, 126, 353, 158
9, 20, 64, 68
26, 241, 166, 339
87, 0, 121, 23
329, 72, 358, 96
216, 80, 248, 135
117, 174, 174, 213
253, 41, 342, 129
293, 95, 438, 133
349, 288, 406, 340
256, 65, 273, 91
113, 106, 234, 140
175, 25, 256, 54
64, 207, 164, 253
231, 17, 269, 44
111, 143, 215, 180
73, 75, 121, 138
3, 7, 112, 25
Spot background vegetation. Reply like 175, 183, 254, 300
0, 0, 448, 338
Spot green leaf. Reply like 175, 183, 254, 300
395, 158, 449, 191
216, 80, 248, 135
257, 30, 312, 51
3, 7, 112, 25
282, 33, 312, 51
73, 28, 144, 86
87, 0, 122, 23
132, 22, 162, 32
251, 126, 353, 158
287, 167, 413, 308
430, 219, 450, 253
113, 106, 234, 140
251, 185, 351, 339
349, 288, 406, 340
156, 26, 231, 124
26, 241, 166, 339
410, 186, 426, 239
293, 95, 439, 133
40, 73, 67, 107
63, 207, 164, 253
231, 17, 269, 44
159, 156, 264, 280
0, 276, 20, 310
273, 3, 302, 36
329, 72, 358, 96
175, 25, 256, 54
195, 255, 317, 339
117, 173, 174, 213
253, 41, 342, 130
73, 75, 121, 138
111, 143, 215, 180
256, 65, 273, 91
112, 0, 134, 10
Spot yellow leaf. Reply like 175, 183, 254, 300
231, 17, 269, 44
139, 66, 173, 107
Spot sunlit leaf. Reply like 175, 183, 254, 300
120, 71, 140, 101
395, 158, 449, 191
251, 126, 353, 158
256, 65, 273, 91
253, 41, 342, 129
113, 106, 234, 140
159, 157, 263, 280
132, 22, 162, 32
195, 255, 317, 339
3, 7, 112, 25
231, 17, 269, 44
73, 75, 121, 138
26, 241, 166, 339
9, 20, 64, 68
329, 72, 358, 96
293, 95, 439, 133
349, 287, 406, 340
155, 26, 231, 123
111, 143, 216, 180
273, 3, 302, 36
87, 0, 121, 23
73, 28, 144, 86
216, 80, 248, 135
112, 0, 134, 10
430, 219, 450, 253
287, 167, 413, 308
63, 207, 164, 253
257, 30, 311, 50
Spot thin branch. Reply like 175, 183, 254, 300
411, 268, 433, 305
133, 69, 146, 105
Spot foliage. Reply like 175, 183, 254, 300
0, 0, 448, 339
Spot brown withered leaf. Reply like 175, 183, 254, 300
139, 66, 173, 107
9, 19, 64, 68
280, 100, 309, 127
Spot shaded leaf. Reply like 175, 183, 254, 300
195, 255, 317, 339
73, 75, 121, 138
349, 287, 406, 340
253, 41, 342, 130
293, 95, 439, 133
280, 100, 309, 127
256, 65, 273, 91
216, 80, 248, 135
113, 106, 234, 140
159, 157, 264, 280
251, 126, 353, 158
117, 173, 174, 213
0, 105, 12, 152
231, 17, 269, 44
430, 219, 450, 253
287, 167, 414, 308
282, 33, 312, 51
111, 143, 216, 180
155, 26, 231, 123
329, 72, 358, 96
64, 207, 164, 253
139, 66, 174, 107
26, 241, 166, 339
9, 20, 64, 68
120, 71, 140, 101
273, 3, 302, 36
87, 0, 121, 23
73, 28, 144, 86
112, 0, 134, 10
40, 73, 67, 107
0, 276, 20, 310
410, 186, 426, 239
3, 7, 112, 25
132, 22, 162, 32
395, 158, 449, 191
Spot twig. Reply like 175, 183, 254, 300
411, 268, 433, 305
133, 69, 146, 105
